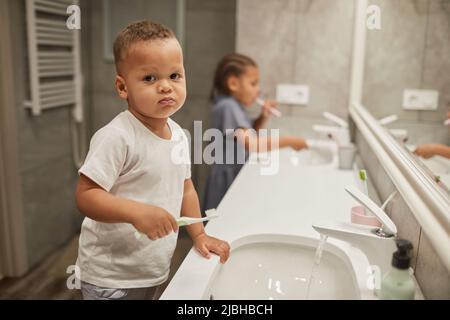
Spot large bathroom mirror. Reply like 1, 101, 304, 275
362, 0, 450, 194
349, 0, 450, 273
102, 0, 185, 61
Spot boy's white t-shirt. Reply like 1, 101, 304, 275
76, 110, 191, 289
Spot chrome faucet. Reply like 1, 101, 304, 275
313, 112, 351, 145
312, 186, 397, 281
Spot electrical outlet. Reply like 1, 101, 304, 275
403, 89, 439, 110
276, 84, 309, 105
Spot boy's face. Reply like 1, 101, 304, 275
229, 66, 260, 107
115, 38, 186, 119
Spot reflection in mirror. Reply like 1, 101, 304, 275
362, 0, 450, 193
410, 111, 450, 193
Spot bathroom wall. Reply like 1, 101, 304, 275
82, 0, 237, 203
355, 128, 450, 299
8, 0, 83, 268
363, 0, 450, 145
236, 0, 356, 138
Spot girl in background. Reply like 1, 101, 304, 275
203, 53, 308, 210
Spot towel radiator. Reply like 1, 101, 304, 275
24, 0, 86, 168
24, 0, 83, 123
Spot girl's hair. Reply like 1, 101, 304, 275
210, 53, 257, 101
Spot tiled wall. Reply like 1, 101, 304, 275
82, 0, 236, 204
9, 0, 83, 268
236, 0, 356, 137
355, 128, 450, 299
363, 0, 450, 145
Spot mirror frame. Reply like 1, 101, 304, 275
350, 104, 450, 272
348, 0, 450, 272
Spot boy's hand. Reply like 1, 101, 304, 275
290, 137, 309, 151
132, 206, 178, 240
193, 233, 230, 264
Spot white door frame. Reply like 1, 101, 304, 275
0, 0, 29, 277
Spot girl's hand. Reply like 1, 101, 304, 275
414, 144, 440, 159
192, 233, 230, 264
290, 137, 309, 151
261, 99, 278, 118
132, 206, 178, 240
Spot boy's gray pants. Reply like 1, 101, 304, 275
80, 281, 159, 300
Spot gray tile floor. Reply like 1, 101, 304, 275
0, 231, 193, 300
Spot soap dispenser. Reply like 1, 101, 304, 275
380, 239, 415, 300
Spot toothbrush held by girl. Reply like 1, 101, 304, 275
256, 97, 282, 117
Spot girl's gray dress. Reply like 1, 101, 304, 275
203, 96, 253, 210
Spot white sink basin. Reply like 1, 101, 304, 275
291, 140, 338, 167
247, 140, 338, 169
204, 234, 361, 300
293, 148, 334, 166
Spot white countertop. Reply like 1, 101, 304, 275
161, 147, 367, 299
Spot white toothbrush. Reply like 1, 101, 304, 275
176, 211, 219, 226
134, 209, 219, 239
256, 98, 282, 117
345, 185, 397, 236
